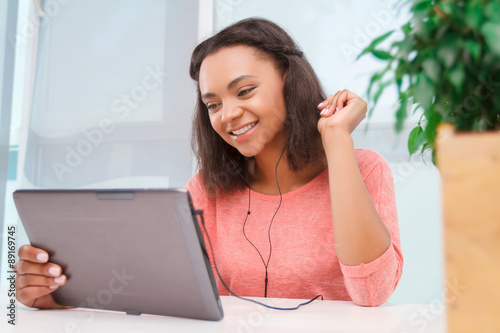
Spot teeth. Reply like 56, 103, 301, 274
231, 122, 257, 136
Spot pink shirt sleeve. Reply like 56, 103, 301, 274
339, 152, 404, 306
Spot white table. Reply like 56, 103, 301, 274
2, 295, 445, 332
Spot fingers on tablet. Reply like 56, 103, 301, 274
15, 259, 62, 278
17, 286, 59, 305
18, 244, 49, 263
15, 274, 67, 290
14, 245, 70, 309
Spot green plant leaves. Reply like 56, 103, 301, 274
356, 30, 395, 61
368, 78, 395, 119
395, 94, 409, 132
408, 125, 426, 155
447, 64, 465, 93
414, 72, 434, 111
438, 2, 455, 15
422, 109, 442, 155
481, 22, 500, 56
371, 50, 393, 60
395, 60, 406, 90
422, 58, 441, 82
483, 1, 500, 22
466, 1, 484, 30
397, 38, 414, 61
463, 40, 482, 63
355, 0, 500, 160
437, 35, 460, 68
413, 0, 432, 12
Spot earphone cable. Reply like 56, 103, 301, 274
240, 144, 285, 297
266, 144, 286, 269
196, 211, 324, 310
223, 150, 269, 270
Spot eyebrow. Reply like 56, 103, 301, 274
201, 75, 257, 100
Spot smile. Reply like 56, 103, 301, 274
230, 121, 258, 136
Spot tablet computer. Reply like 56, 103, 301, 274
13, 188, 223, 321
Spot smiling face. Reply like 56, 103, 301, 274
198, 45, 287, 158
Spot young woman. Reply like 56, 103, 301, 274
14, 18, 403, 308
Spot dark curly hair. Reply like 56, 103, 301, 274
189, 17, 326, 195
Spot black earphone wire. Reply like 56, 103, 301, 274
241, 144, 285, 297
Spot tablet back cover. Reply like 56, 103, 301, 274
13, 189, 223, 320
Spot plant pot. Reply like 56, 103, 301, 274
436, 123, 500, 332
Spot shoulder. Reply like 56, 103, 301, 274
185, 171, 205, 194
185, 171, 249, 212
185, 171, 210, 210
353, 148, 391, 181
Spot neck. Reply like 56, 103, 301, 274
251, 141, 326, 196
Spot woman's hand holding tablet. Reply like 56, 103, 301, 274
15, 244, 72, 309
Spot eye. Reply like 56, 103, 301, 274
206, 103, 220, 112
238, 87, 256, 97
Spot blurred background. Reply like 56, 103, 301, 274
0, 0, 442, 304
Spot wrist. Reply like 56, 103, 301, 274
321, 126, 353, 150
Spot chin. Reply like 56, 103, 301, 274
235, 146, 261, 158
237, 150, 257, 158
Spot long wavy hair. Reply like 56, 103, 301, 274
189, 18, 327, 195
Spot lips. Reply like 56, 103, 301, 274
229, 121, 258, 136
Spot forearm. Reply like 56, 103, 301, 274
324, 128, 391, 266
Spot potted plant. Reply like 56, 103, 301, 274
357, 0, 500, 332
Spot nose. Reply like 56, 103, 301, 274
220, 102, 244, 124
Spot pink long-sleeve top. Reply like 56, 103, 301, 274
185, 148, 403, 306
